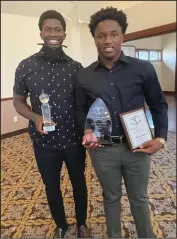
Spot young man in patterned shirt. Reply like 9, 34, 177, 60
13, 10, 90, 238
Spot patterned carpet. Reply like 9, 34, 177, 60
1, 132, 176, 238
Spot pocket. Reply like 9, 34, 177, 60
120, 82, 142, 95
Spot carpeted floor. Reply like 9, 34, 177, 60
1, 132, 176, 238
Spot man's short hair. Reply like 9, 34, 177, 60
38, 10, 66, 31
89, 7, 128, 37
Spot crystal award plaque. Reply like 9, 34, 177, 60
85, 98, 112, 145
39, 91, 55, 132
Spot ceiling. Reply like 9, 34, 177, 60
1, 1, 145, 23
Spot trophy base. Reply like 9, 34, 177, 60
43, 125, 55, 132
98, 137, 113, 146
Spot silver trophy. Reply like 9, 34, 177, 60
39, 90, 55, 132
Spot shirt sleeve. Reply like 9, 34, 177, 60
13, 61, 29, 96
143, 61, 168, 140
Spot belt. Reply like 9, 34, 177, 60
111, 135, 126, 144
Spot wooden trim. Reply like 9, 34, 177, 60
136, 48, 161, 51
163, 91, 176, 96
121, 44, 136, 48
124, 22, 176, 42
1, 97, 13, 101
1, 128, 28, 140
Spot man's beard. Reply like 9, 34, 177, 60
42, 45, 63, 62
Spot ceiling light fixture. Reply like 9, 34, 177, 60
60, 11, 72, 21
70, 1, 89, 24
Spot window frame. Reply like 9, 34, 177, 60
135, 49, 162, 62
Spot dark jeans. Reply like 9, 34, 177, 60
33, 144, 87, 230
89, 142, 155, 238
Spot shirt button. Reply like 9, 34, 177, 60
113, 97, 115, 99
111, 83, 113, 86
110, 70, 112, 73
114, 111, 117, 114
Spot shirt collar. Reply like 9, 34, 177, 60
93, 50, 130, 69
36, 47, 70, 61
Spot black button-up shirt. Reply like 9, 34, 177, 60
75, 51, 168, 140
13, 48, 82, 149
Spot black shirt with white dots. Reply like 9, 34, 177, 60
13, 47, 83, 150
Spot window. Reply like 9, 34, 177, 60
121, 45, 136, 57
136, 49, 162, 62
138, 50, 149, 60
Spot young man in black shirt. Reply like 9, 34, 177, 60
75, 7, 168, 238
13, 10, 89, 238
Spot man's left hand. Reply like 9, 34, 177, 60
133, 139, 164, 154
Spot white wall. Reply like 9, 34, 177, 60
123, 36, 163, 89
124, 1, 176, 33
161, 32, 176, 91
122, 33, 176, 91
80, 24, 97, 67
123, 36, 162, 49
0, 12, 97, 99
1, 13, 74, 98
80, 1, 176, 66
1, 13, 39, 98
1, 1, 176, 98
67, 24, 83, 63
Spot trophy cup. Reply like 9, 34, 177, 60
85, 98, 113, 145
39, 90, 55, 132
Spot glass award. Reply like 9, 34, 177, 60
39, 90, 55, 132
85, 98, 112, 145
